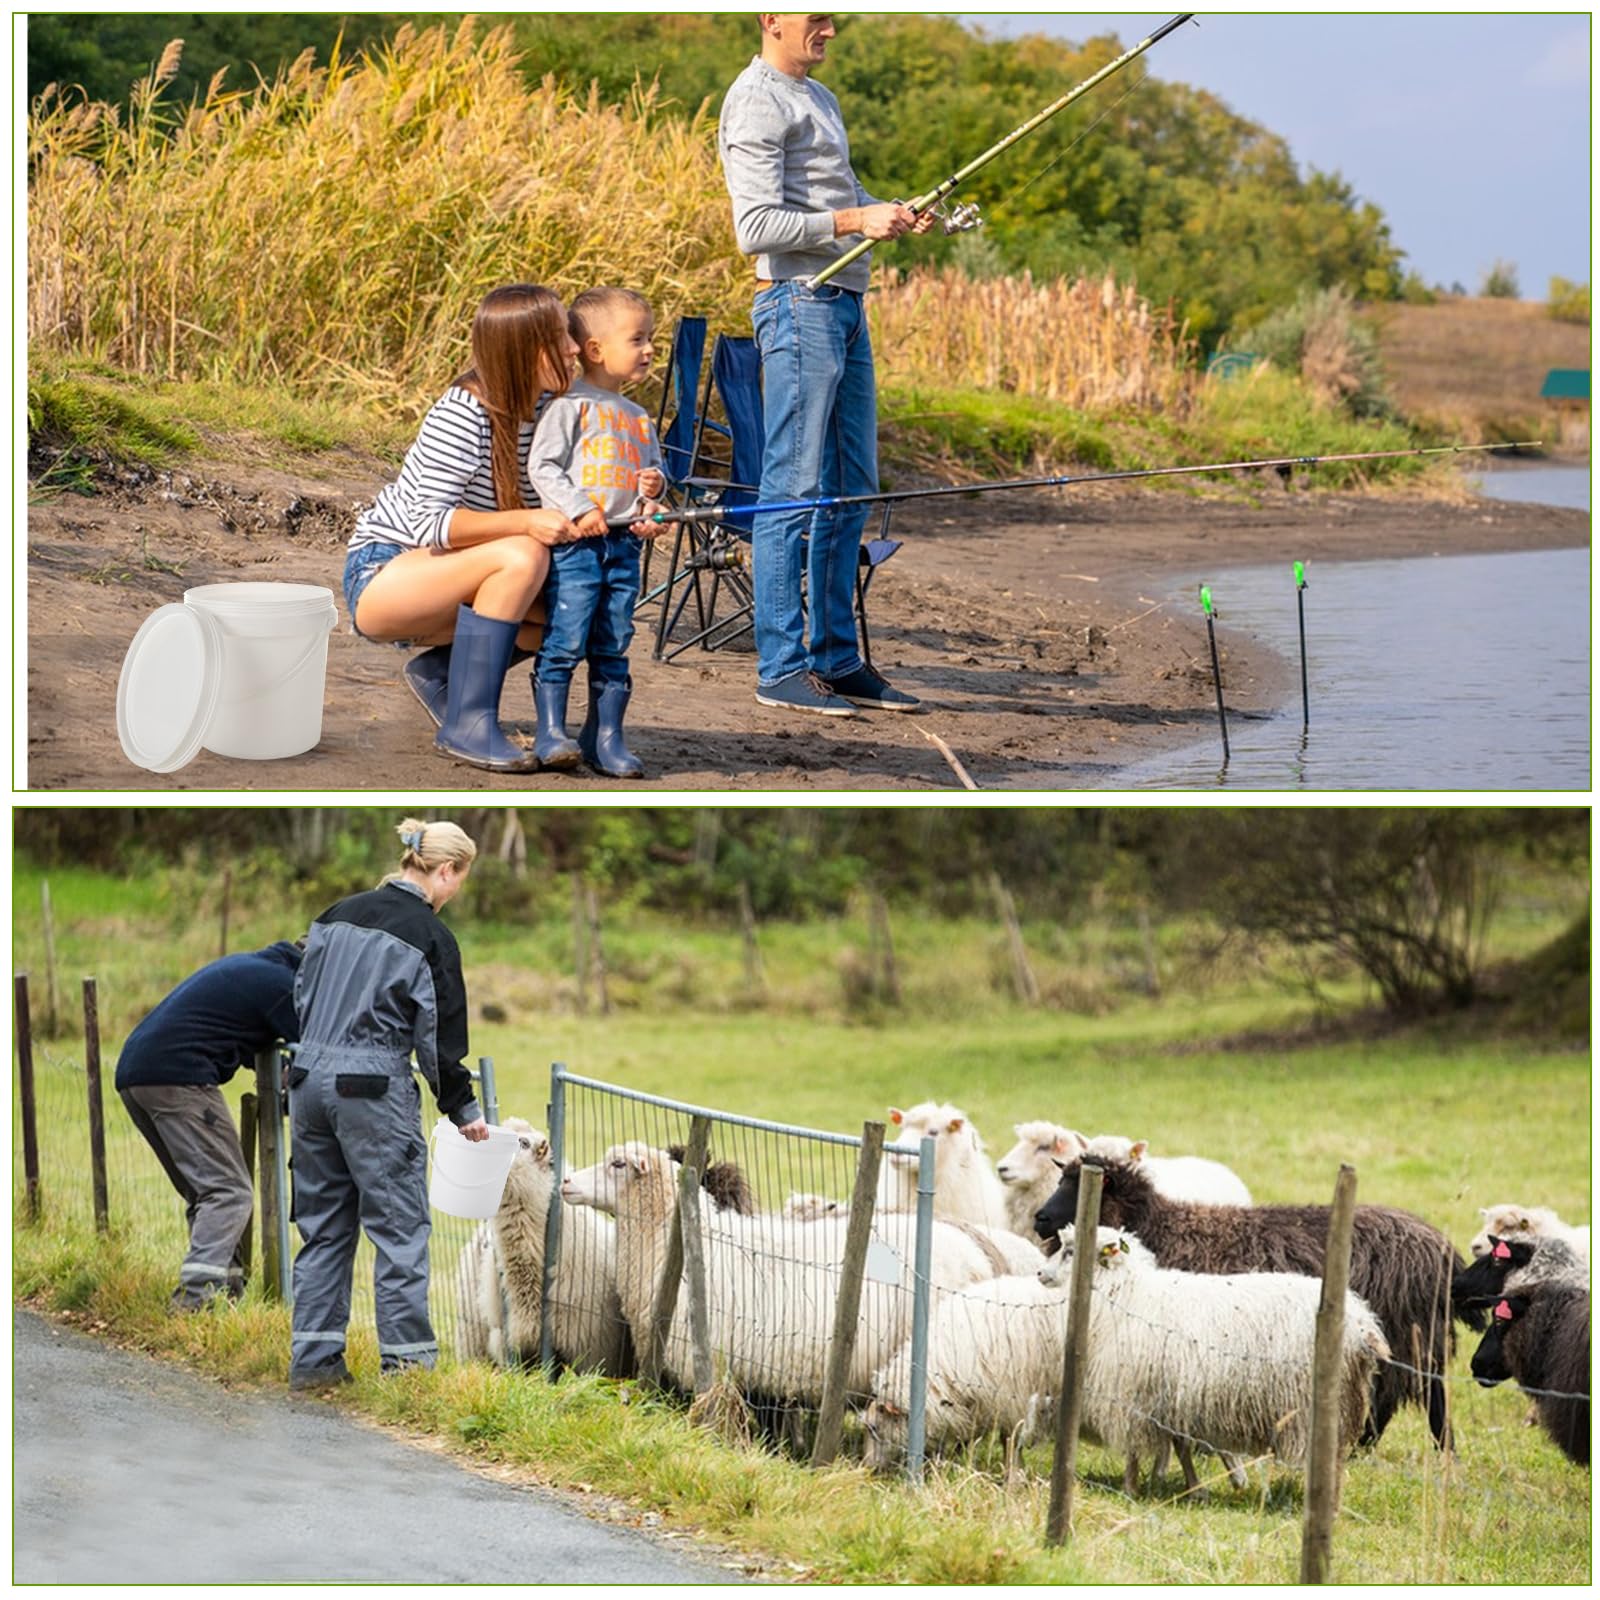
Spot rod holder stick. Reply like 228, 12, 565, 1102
814, 1121, 886, 1467
808, 12, 1195, 288
83, 978, 109, 1233
540, 1062, 568, 1376
1046, 1161, 1104, 1546
1201, 586, 1230, 762
16, 975, 41, 1223
1295, 561, 1310, 730
1301, 1164, 1358, 1583
905, 1134, 937, 1481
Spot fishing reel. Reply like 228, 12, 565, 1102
907, 197, 983, 235
685, 534, 747, 574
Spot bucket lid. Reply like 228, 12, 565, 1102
116, 603, 225, 773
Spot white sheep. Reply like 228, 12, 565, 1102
877, 1102, 1044, 1274
561, 1140, 1028, 1406
1034, 1227, 1389, 1496
1470, 1203, 1590, 1263
453, 1118, 629, 1375
994, 1121, 1251, 1237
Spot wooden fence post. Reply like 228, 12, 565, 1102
586, 884, 611, 1016
238, 1092, 258, 1287
1046, 1160, 1103, 1546
868, 895, 901, 1005
645, 1115, 708, 1388
40, 881, 60, 1037
737, 880, 766, 998
1300, 1163, 1358, 1583
987, 870, 1040, 1006
83, 978, 109, 1232
256, 1047, 289, 1302
675, 1116, 714, 1395
813, 1121, 886, 1467
572, 876, 590, 1016
16, 975, 41, 1223
218, 866, 232, 959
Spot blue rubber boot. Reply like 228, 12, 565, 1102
432, 606, 539, 773
532, 677, 582, 770
403, 645, 452, 729
406, 643, 534, 730
578, 678, 644, 779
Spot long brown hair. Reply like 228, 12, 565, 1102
455, 284, 571, 512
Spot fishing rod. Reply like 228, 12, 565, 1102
807, 12, 1196, 291
620, 442, 1542, 529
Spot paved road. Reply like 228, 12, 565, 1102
13, 1308, 747, 1584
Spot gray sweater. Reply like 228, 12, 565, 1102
718, 56, 879, 293
526, 378, 662, 524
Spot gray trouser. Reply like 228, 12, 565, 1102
288, 1056, 435, 1378
120, 1083, 253, 1308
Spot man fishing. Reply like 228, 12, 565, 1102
718, 12, 935, 718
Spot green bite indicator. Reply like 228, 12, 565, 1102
1294, 560, 1306, 588
1199, 584, 1213, 616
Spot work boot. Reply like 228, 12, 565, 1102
433, 606, 539, 773
531, 676, 582, 770
578, 678, 644, 779
288, 1357, 353, 1393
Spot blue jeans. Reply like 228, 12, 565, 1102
536, 532, 642, 688
750, 282, 876, 687
342, 540, 407, 642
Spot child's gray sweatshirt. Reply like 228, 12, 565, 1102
526, 378, 662, 525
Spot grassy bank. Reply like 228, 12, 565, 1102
13, 866, 1590, 1584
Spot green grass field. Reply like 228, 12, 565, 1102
12, 865, 1591, 1584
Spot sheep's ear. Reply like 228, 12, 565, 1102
946, 1116, 964, 1135
1128, 1140, 1148, 1163
628, 1151, 650, 1176
534, 1138, 550, 1162
888, 1107, 904, 1126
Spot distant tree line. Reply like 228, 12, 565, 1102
27, 12, 1407, 348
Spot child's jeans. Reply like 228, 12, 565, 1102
536, 531, 642, 687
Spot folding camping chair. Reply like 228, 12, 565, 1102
636, 315, 709, 618
647, 318, 903, 668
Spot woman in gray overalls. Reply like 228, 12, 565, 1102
287, 818, 489, 1390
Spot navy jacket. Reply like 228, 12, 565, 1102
294, 880, 480, 1125
116, 942, 302, 1091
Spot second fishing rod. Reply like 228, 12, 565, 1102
613, 442, 1540, 530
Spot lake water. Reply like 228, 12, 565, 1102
1469, 464, 1590, 512
1100, 544, 1590, 791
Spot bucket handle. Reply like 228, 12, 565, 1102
216, 630, 333, 705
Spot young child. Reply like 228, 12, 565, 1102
526, 286, 670, 778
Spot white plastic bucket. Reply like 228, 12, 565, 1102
428, 1118, 520, 1220
183, 582, 337, 760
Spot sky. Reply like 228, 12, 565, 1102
957, 12, 1592, 299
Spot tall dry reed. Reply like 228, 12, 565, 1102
870, 266, 1198, 415
28, 20, 746, 412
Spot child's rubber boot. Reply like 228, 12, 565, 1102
578, 678, 644, 779
532, 676, 582, 770
432, 606, 539, 773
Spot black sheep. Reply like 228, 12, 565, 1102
1035, 1154, 1477, 1447
1472, 1289, 1590, 1466
1454, 1235, 1588, 1311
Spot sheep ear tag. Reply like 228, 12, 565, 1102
1492, 1240, 1513, 1260
1493, 1299, 1515, 1321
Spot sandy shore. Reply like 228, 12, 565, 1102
26, 457, 1588, 791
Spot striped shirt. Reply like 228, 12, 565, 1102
348, 386, 539, 553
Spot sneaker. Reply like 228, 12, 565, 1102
288, 1359, 353, 1393
754, 671, 857, 717
821, 666, 921, 713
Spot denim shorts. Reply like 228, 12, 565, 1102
342, 540, 407, 641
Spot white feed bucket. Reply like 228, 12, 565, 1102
428, 1118, 520, 1220
117, 581, 338, 772
183, 583, 338, 759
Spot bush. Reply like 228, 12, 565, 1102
1546, 276, 1590, 324
1237, 286, 1396, 421
1480, 260, 1520, 299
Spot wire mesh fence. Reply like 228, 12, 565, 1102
13, 1029, 1589, 1580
